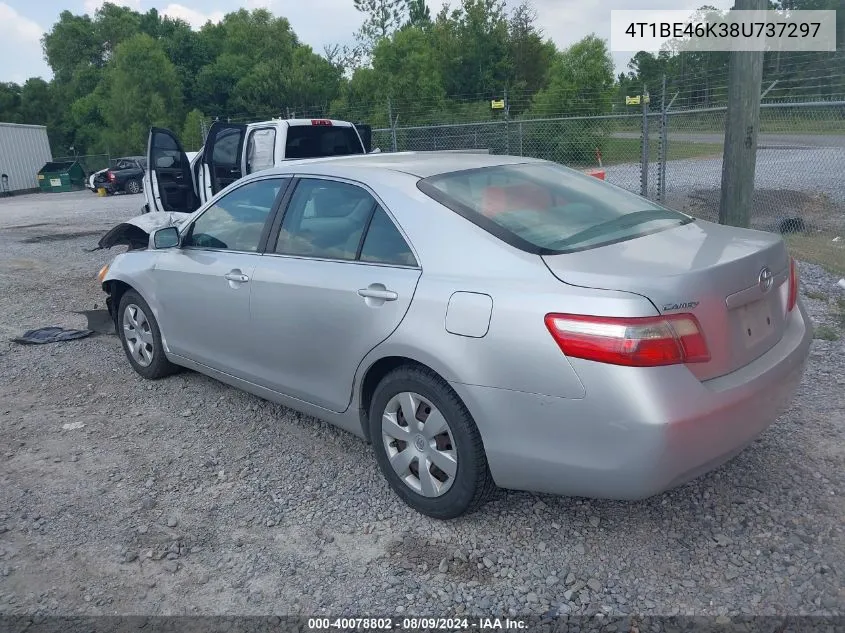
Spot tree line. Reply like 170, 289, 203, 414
0, 0, 840, 160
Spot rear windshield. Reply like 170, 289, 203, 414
417, 162, 692, 254
284, 125, 364, 159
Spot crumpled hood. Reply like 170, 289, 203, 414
97, 212, 192, 250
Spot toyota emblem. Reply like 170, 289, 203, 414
758, 267, 774, 293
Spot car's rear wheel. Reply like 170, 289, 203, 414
117, 290, 177, 380
125, 178, 141, 194
370, 365, 495, 519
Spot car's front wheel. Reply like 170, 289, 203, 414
117, 290, 177, 380
370, 365, 495, 519
125, 178, 142, 194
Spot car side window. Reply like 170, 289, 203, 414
275, 179, 376, 261
212, 129, 241, 166
152, 133, 183, 170
360, 206, 417, 267
185, 179, 284, 252
246, 128, 276, 174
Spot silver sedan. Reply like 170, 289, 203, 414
98, 152, 812, 519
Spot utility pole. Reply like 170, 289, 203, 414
719, 0, 766, 227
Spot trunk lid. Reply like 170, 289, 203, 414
542, 219, 791, 380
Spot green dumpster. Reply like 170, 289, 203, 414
37, 160, 87, 193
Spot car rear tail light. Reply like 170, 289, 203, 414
107, 171, 116, 182
311, 119, 332, 126
787, 256, 798, 312
545, 313, 711, 367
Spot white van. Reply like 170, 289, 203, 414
142, 118, 370, 214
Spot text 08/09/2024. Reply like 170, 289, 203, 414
306, 617, 528, 631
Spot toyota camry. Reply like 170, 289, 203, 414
97, 151, 812, 519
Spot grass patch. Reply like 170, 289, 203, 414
607, 114, 845, 136
804, 289, 829, 301
814, 325, 840, 341
760, 118, 845, 135
784, 233, 845, 277
599, 138, 723, 166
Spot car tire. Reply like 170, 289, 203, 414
370, 365, 496, 519
125, 178, 141, 195
117, 289, 178, 380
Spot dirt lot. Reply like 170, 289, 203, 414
0, 191, 843, 618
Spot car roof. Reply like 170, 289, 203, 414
258, 151, 546, 179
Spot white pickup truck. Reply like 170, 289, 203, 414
142, 118, 371, 214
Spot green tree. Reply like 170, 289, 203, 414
199, 9, 298, 62
69, 87, 107, 154
330, 67, 388, 126
194, 54, 252, 116
230, 47, 341, 117
100, 33, 183, 154
353, 0, 407, 56
438, 0, 512, 97
533, 35, 614, 117
405, 0, 432, 27
95, 2, 142, 62
181, 108, 205, 151
371, 27, 446, 124
530, 35, 614, 164
506, 2, 557, 114
0, 83, 22, 123
42, 11, 102, 83
19, 79, 68, 151
156, 16, 212, 105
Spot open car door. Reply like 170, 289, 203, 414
201, 121, 247, 203
146, 128, 199, 213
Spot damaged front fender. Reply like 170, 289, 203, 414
96, 212, 193, 251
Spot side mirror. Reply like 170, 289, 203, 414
152, 226, 180, 249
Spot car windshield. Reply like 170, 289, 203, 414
418, 163, 692, 254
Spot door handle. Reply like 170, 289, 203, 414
358, 287, 398, 301
224, 271, 250, 283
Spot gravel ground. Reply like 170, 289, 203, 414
0, 191, 843, 618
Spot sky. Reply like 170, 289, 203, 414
0, 0, 735, 85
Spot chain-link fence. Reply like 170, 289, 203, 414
372, 101, 845, 238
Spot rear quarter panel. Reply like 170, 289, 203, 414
352, 174, 660, 400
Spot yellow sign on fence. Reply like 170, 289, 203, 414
491, 99, 506, 110
625, 95, 650, 105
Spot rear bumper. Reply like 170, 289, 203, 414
451, 301, 812, 500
